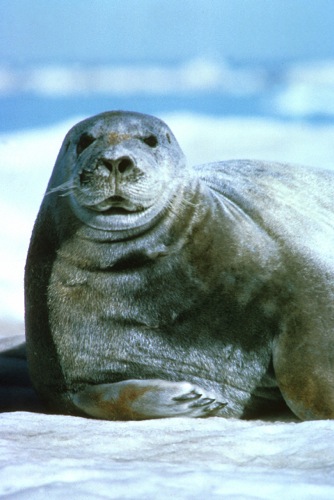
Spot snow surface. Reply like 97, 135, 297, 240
1, 114, 334, 498
1, 410, 334, 499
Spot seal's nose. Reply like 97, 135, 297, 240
101, 156, 134, 174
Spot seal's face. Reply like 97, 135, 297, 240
51, 111, 187, 232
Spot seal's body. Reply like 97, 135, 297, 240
25, 111, 334, 421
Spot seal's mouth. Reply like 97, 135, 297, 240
100, 205, 144, 216
101, 207, 135, 216
89, 195, 145, 215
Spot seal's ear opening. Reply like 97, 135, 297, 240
77, 133, 96, 156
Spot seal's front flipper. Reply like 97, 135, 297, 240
71, 379, 227, 420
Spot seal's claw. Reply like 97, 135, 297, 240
173, 390, 202, 402
190, 397, 215, 408
203, 401, 228, 414
71, 378, 226, 420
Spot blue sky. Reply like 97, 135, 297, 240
1, 0, 334, 64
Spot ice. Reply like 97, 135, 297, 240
1, 412, 334, 498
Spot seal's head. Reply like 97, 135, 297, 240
48, 111, 186, 232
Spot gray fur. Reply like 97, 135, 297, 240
25, 111, 334, 420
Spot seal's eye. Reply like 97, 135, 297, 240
142, 135, 158, 148
76, 133, 96, 155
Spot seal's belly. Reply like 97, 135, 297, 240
48, 254, 277, 417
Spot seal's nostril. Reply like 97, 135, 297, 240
118, 158, 133, 173
100, 157, 133, 174
101, 159, 114, 172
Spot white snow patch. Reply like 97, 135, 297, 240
1, 412, 334, 498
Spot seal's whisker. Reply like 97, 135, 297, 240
165, 198, 181, 218
180, 197, 197, 208
46, 180, 75, 197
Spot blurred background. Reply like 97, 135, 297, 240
1, 0, 334, 323
1, 0, 334, 130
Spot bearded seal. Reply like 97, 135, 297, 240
25, 111, 334, 421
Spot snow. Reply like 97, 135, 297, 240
1, 409, 334, 498
1, 113, 334, 498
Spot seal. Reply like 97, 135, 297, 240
25, 111, 334, 421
